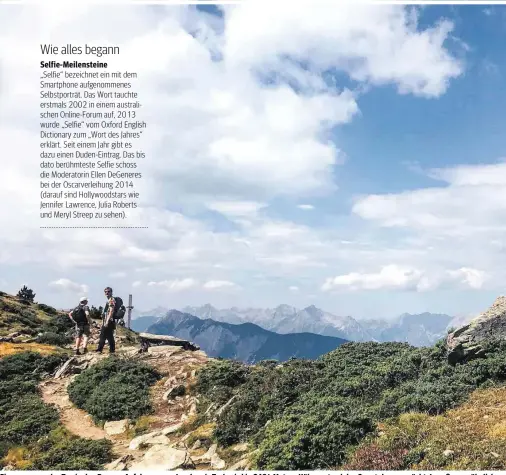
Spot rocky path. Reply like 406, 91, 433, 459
38, 343, 251, 470
40, 377, 107, 440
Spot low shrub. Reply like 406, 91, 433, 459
37, 303, 58, 315
0, 352, 66, 458
68, 356, 161, 422
36, 332, 71, 346
26, 427, 112, 470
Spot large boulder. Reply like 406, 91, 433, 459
447, 296, 506, 364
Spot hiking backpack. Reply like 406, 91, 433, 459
71, 306, 87, 324
105, 296, 126, 320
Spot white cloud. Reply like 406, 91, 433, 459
0, 4, 468, 313
447, 267, 487, 290
353, 162, 506, 236
49, 278, 89, 294
203, 280, 239, 290
289, 286, 299, 292
322, 265, 487, 292
147, 278, 199, 292
322, 265, 424, 292
298, 204, 314, 210
223, 3, 462, 97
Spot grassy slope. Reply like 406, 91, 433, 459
0, 292, 57, 337
345, 387, 506, 470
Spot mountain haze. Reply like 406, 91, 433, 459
146, 310, 348, 363
133, 304, 459, 346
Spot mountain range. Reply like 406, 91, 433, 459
145, 310, 348, 363
134, 304, 473, 347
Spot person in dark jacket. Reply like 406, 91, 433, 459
69, 297, 91, 355
96, 287, 116, 354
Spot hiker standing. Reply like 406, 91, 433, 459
69, 297, 91, 355
96, 286, 127, 354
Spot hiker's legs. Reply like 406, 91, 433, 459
75, 325, 85, 353
97, 326, 107, 352
106, 326, 115, 353
82, 325, 90, 351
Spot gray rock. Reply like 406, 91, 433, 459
447, 296, 506, 364
104, 454, 132, 470
129, 430, 165, 450
129, 445, 191, 470
161, 422, 183, 435
163, 384, 186, 401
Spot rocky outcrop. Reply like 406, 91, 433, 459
447, 296, 506, 364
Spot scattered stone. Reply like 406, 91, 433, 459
54, 357, 76, 378
210, 453, 226, 469
129, 445, 192, 470
104, 419, 129, 436
191, 443, 217, 463
104, 454, 133, 470
189, 402, 197, 416
163, 384, 186, 400
162, 422, 183, 435
129, 430, 163, 450
191, 440, 202, 450
443, 450, 455, 457
491, 452, 500, 458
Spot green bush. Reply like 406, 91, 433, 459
36, 332, 71, 346
0, 395, 59, 449
199, 340, 506, 469
27, 427, 112, 470
197, 360, 250, 398
0, 351, 113, 469
68, 357, 161, 422
40, 314, 74, 338
37, 303, 58, 315
256, 396, 374, 469
0, 352, 66, 458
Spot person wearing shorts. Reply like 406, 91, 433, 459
69, 297, 91, 355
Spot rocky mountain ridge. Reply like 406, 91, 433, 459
134, 303, 463, 347
145, 309, 348, 363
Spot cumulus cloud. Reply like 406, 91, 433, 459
49, 278, 89, 294
322, 265, 486, 292
297, 204, 314, 210
0, 3, 467, 311
353, 162, 506, 236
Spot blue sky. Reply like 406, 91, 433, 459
1, 3, 506, 319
